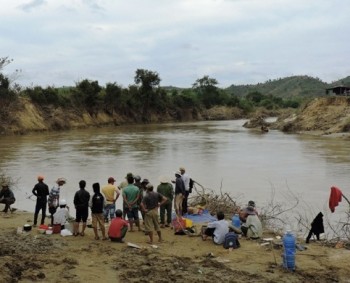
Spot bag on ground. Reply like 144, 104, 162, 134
223, 232, 240, 249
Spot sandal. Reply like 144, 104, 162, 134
73, 233, 79, 237
95, 236, 100, 240
102, 237, 108, 241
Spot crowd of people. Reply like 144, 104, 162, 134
24, 167, 192, 244
0, 167, 323, 246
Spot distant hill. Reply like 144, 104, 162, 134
225, 75, 330, 98
225, 75, 350, 98
330, 76, 350, 87
164, 75, 350, 99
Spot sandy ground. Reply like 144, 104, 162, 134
1, 210, 350, 283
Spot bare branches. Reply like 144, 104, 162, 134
188, 180, 240, 216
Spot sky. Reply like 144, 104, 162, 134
1, 0, 349, 89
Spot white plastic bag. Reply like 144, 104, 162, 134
60, 229, 73, 237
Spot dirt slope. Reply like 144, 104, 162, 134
274, 96, 350, 135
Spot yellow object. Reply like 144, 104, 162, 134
183, 218, 193, 228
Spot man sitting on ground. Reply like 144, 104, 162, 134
202, 211, 229, 245
53, 199, 70, 230
0, 182, 16, 214
108, 209, 128, 242
241, 206, 262, 239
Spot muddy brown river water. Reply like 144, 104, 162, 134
0, 120, 349, 233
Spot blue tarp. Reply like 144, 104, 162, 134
172, 210, 217, 223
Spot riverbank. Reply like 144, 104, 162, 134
1, 210, 350, 282
0, 96, 247, 135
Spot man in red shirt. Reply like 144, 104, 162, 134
108, 209, 128, 242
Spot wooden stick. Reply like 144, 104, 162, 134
342, 193, 350, 205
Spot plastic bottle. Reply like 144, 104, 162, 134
282, 229, 296, 271
232, 213, 241, 229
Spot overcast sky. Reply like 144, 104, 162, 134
1, 0, 349, 88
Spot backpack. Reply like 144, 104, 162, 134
92, 194, 104, 214
223, 232, 240, 249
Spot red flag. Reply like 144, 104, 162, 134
329, 186, 342, 213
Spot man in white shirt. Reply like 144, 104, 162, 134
201, 211, 229, 244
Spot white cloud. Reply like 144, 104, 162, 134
0, 0, 349, 88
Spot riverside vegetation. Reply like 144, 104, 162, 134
1, 56, 350, 135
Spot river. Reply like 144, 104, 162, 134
1, 120, 349, 232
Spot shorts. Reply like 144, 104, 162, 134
75, 207, 89, 223
174, 194, 184, 212
92, 213, 104, 228
144, 208, 160, 232
125, 207, 139, 221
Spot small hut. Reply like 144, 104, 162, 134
326, 85, 350, 96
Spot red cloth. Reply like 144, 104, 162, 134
108, 217, 128, 238
329, 186, 342, 213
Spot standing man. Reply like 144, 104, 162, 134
141, 183, 167, 244
139, 178, 149, 221
179, 167, 190, 214
174, 171, 185, 216
48, 177, 66, 225
102, 177, 120, 223
32, 175, 49, 227
157, 176, 173, 228
0, 182, 15, 214
122, 173, 141, 232
89, 183, 107, 240
73, 180, 90, 236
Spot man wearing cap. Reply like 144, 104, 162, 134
102, 177, 120, 223
32, 175, 49, 226
179, 167, 190, 214
0, 182, 16, 213
48, 177, 66, 225
174, 171, 185, 216
157, 176, 174, 228
122, 173, 141, 232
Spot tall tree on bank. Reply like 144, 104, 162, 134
73, 79, 102, 115
134, 69, 161, 122
192, 75, 221, 108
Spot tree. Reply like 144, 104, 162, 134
134, 69, 161, 121
192, 75, 221, 108
104, 82, 122, 114
73, 79, 102, 115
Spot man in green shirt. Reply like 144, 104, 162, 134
122, 173, 141, 232
157, 176, 174, 228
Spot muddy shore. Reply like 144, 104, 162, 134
1, 210, 350, 283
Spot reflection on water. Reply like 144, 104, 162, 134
1, 120, 350, 218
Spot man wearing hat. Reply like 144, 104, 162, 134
0, 181, 15, 213
102, 177, 120, 223
32, 175, 49, 226
239, 200, 259, 223
241, 206, 262, 239
157, 176, 174, 228
48, 177, 66, 225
